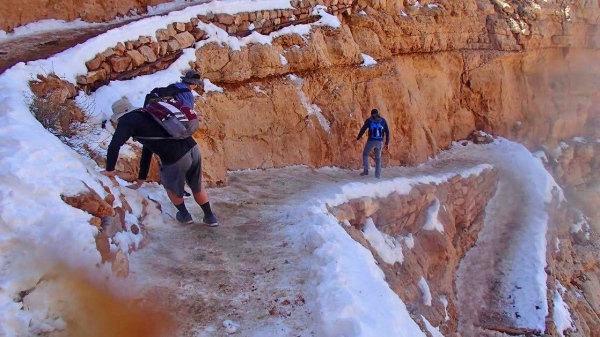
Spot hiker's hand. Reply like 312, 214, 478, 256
127, 180, 145, 190
101, 170, 117, 178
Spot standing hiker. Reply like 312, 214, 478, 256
101, 94, 219, 226
356, 108, 390, 178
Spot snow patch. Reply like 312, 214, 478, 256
553, 284, 573, 337
287, 75, 331, 132
403, 233, 415, 249
279, 54, 289, 66
312, 5, 341, 29
361, 53, 377, 67
439, 296, 449, 321
363, 218, 404, 264
253, 85, 267, 95
0, 19, 93, 41
203, 78, 224, 93
283, 167, 496, 336
446, 138, 562, 330
422, 316, 445, 337
423, 199, 444, 232
418, 277, 432, 306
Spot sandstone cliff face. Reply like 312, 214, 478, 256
187, 0, 599, 186
0, 0, 172, 32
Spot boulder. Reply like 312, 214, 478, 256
115, 42, 126, 54
156, 28, 171, 41
30, 74, 77, 103
126, 49, 146, 67
216, 13, 235, 25
174, 22, 186, 32
85, 54, 104, 71
86, 69, 107, 83
167, 39, 181, 52
110, 55, 132, 73
61, 190, 115, 218
138, 45, 157, 63
174, 31, 195, 48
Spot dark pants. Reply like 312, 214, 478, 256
362, 140, 383, 177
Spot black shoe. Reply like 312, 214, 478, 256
176, 210, 193, 224
203, 213, 219, 227
360, 171, 369, 176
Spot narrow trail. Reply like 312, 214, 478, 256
0, 0, 210, 73
130, 168, 333, 337
124, 141, 553, 337
456, 173, 529, 336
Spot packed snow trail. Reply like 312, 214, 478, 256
127, 161, 485, 337
123, 140, 560, 337
446, 140, 562, 335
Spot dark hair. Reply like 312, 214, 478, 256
371, 109, 379, 115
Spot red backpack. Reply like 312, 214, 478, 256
139, 99, 199, 139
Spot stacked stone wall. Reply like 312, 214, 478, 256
78, 0, 358, 91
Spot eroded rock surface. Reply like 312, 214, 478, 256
330, 167, 498, 335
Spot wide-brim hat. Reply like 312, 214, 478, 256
111, 97, 136, 123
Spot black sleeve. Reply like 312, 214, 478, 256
383, 119, 390, 145
106, 120, 133, 171
357, 119, 369, 140
138, 146, 152, 180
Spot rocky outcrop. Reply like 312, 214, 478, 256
544, 139, 600, 232
329, 167, 499, 335
61, 181, 155, 278
546, 197, 600, 337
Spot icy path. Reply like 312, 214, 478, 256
130, 169, 323, 336
128, 160, 484, 337
120, 139, 558, 337
444, 140, 561, 335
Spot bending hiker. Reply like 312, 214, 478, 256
102, 94, 219, 226
356, 108, 390, 178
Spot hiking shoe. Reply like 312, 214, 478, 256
176, 210, 193, 224
360, 171, 369, 176
203, 213, 219, 227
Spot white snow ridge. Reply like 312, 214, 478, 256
363, 218, 404, 264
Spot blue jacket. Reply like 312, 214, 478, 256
172, 82, 195, 109
143, 82, 195, 109
357, 117, 390, 144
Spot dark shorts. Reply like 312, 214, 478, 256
160, 145, 202, 197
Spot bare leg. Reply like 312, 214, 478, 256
166, 189, 184, 206
193, 189, 209, 206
